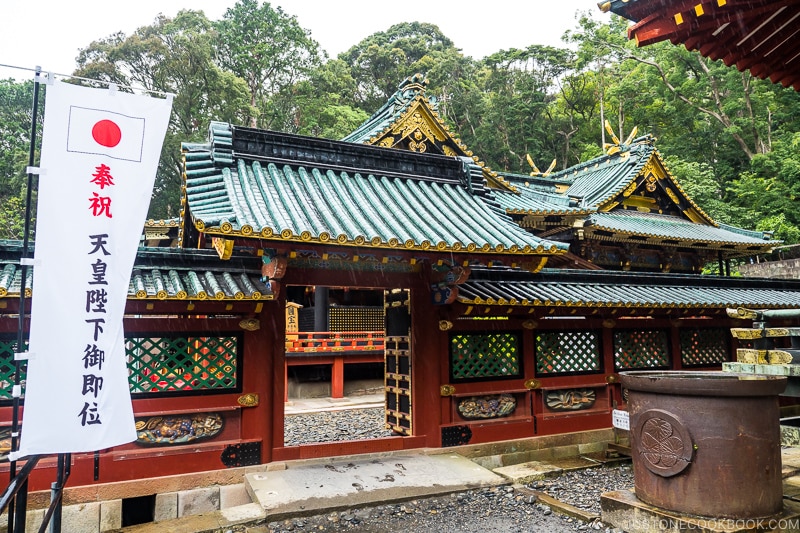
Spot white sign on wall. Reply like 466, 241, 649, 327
612, 409, 630, 430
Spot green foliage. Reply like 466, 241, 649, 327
277, 60, 368, 139
74, 10, 254, 219
662, 156, 738, 225
757, 214, 800, 245
215, 0, 322, 130
340, 22, 458, 111
0, 79, 41, 240
464, 46, 575, 172
0, 79, 37, 195
0, 195, 31, 240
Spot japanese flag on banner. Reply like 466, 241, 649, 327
67, 106, 146, 162
11, 81, 172, 459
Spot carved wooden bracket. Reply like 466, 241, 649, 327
261, 250, 287, 300
261, 253, 287, 280
430, 263, 471, 305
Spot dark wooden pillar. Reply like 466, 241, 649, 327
314, 286, 329, 331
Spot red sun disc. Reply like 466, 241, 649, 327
92, 120, 122, 148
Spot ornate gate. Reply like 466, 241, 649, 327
384, 289, 412, 435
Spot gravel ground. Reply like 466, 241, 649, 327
532, 464, 634, 516
263, 485, 623, 532
280, 407, 633, 532
285, 407, 394, 446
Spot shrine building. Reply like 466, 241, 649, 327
1, 74, 800, 494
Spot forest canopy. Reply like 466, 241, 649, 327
1, 1, 798, 248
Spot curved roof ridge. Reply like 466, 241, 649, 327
341, 73, 428, 144
343, 73, 518, 193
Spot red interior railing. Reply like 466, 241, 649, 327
285, 331, 385, 353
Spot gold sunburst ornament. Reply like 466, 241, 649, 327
526, 154, 557, 177
603, 120, 638, 155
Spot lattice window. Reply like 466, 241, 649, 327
535, 330, 601, 375
450, 333, 521, 381
680, 328, 730, 366
0, 338, 26, 400
127, 335, 239, 394
329, 306, 385, 332
614, 330, 670, 370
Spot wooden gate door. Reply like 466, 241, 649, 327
384, 289, 412, 435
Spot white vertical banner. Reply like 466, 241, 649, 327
11, 81, 172, 459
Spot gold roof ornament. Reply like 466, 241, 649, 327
603, 120, 639, 155
526, 154, 557, 177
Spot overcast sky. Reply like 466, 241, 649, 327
1, 1, 609, 80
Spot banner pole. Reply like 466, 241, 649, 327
9, 65, 42, 533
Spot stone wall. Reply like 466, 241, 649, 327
739, 258, 800, 280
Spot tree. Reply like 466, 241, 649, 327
663, 156, 740, 226
0, 79, 41, 239
468, 46, 574, 172
291, 60, 369, 139
564, 14, 800, 245
340, 22, 459, 111
215, 0, 322, 130
74, 10, 253, 219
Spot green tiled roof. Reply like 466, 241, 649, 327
587, 212, 771, 246
181, 123, 568, 256
493, 181, 588, 216
493, 140, 659, 217
341, 74, 430, 145
557, 142, 655, 209
0, 243, 273, 301
458, 268, 800, 310
492, 136, 777, 251
500, 138, 663, 212
341, 73, 517, 193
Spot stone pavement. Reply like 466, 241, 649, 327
247, 450, 507, 519
111, 446, 800, 532
106, 418, 617, 532
92, 400, 800, 532
284, 393, 384, 415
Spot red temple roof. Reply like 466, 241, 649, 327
601, 0, 800, 91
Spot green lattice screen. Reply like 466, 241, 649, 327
0, 338, 26, 400
450, 333, 521, 381
127, 336, 239, 394
536, 330, 601, 374
680, 328, 729, 366
614, 329, 670, 370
